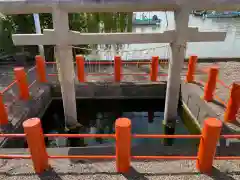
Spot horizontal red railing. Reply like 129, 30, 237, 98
47, 73, 168, 77
0, 155, 32, 159
44, 134, 115, 138
131, 156, 198, 160
185, 55, 239, 123
217, 79, 231, 90
0, 134, 26, 137
48, 155, 116, 159
0, 80, 17, 94
28, 80, 36, 89
1, 155, 239, 161
0, 116, 239, 174
46, 61, 152, 65
2, 133, 240, 139
221, 134, 240, 138
132, 134, 201, 138
214, 156, 240, 160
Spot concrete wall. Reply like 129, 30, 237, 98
50, 82, 167, 99
1, 84, 52, 148
181, 82, 218, 128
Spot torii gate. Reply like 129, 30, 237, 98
10, 4, 227, 129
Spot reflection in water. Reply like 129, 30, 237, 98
46, 111, 191, 147
84, 111, 191, 147
42, 98, 194, 148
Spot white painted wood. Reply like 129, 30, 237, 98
12, 31, 176, 45
52, 7, 78, 128
12, 28, 226, 45
1, 0, 240, 14
69, 31, 174, 44
163, 9, 190, 128
33, 14, 45, 59
187, 28, 226, 42
12, 34, 55, 45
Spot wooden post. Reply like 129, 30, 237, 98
186, 55, 197, 83
150, 56, 158, 82
0, 94, 8, 125
14, 67, 30, 100
224, 82, 240, 123
197, 118, 222, 174
35, 55, 47, 83
163, 9, 189, 131
23, 118, 49, 173
76, 55, 85, 82
115, 118, 131, 173
52, 8, 78, 128
203, 67, 219, 102
114, 56, 122, 82
148, 110, 154, 123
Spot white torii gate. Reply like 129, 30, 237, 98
9, 3, 227, 128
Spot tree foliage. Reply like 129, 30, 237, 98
0, 12, 132, 60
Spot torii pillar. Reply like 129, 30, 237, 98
12, 8, 79, 129
163, 8, 226, 145
163, 9, 189, 145
51, 8, 79, 129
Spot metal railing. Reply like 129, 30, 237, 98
185, 55, 240, 123
0, 117, 240, 174
0, 54, 239, 124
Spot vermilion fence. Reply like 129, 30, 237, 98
185, 56, 240, 123
0, 55, 239, 175
43, 55, 168, 82
0, 117, 240, 174
0, 54, 239, 125
0, 54, 239, 124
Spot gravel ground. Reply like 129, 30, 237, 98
0, 159, 239, 180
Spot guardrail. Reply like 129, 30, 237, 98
0, 117, 240, 174
185, 56, 240, 123
0, 66, 37, 125
0, 55, 238, 125
37, 55, 168, 82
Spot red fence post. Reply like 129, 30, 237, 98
224, 82, 240, 123
114, 56, 122, 82
23, 118, 49, 173
35, 55, 47, 83
115, 118, 131, 173
203, 67, 219, 102
76, 55, 85, 82
150, 56, 159, 82
186, 55, 198, 83
14, 67, 30, 100
197, 118, 222, 174
0, 94, 8, 125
